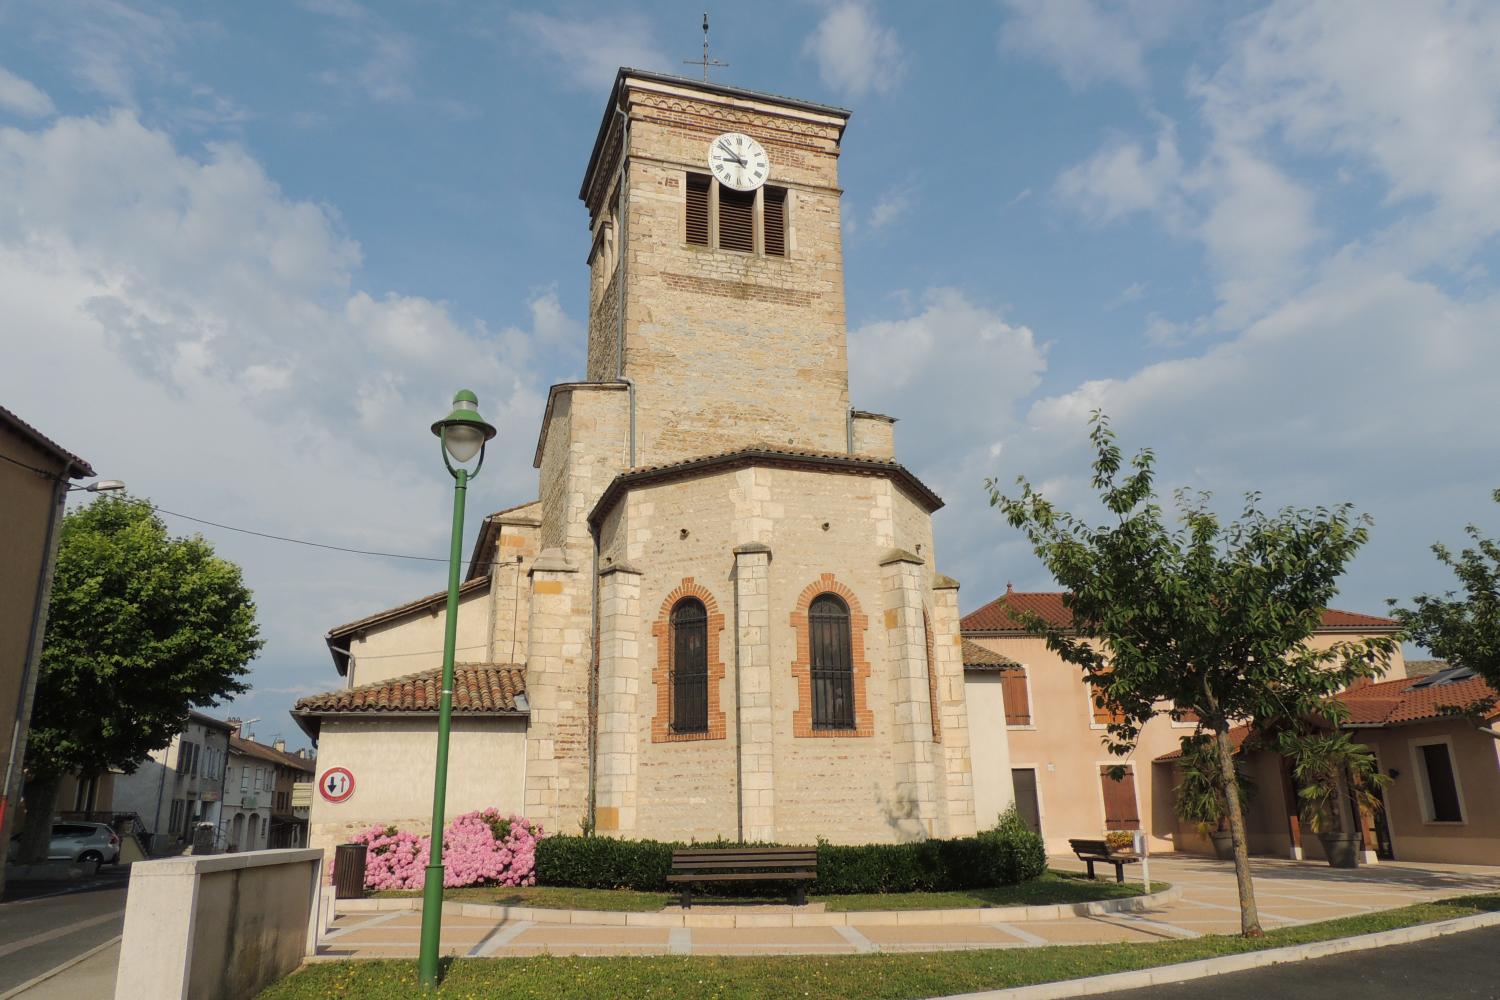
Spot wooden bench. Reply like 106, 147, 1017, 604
666, 847, 818, 908
1068, 838, 1140, 883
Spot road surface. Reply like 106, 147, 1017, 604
0, 867, 129, 996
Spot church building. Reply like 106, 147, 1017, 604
294, 69, 1006, 857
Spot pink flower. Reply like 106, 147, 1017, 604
347, 810, 544, 891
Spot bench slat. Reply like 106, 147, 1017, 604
671, 859, 816, 868
666, 872, 816, 883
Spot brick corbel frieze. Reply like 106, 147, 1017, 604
790, 573, 874, 738
649, 578, 727, 743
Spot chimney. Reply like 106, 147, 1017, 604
227, 716, 242, 736
274, 738, 286, 753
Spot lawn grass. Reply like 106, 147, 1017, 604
262, 893, 1500, 1000
368, 869, 1162, 913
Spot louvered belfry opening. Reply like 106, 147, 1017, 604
763, 186, 787, 256
809, 593, 855, 729
670, 598, 709, 733
718, 186, 755, 253
685, 172, 710, 246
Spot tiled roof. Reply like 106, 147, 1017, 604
588, 444, 944, 527
294, 664, 527, 717
1337, 670, 1500, 727
961, 590, 1398, 634
0, 404, 95, 477
962, 639, 1020, 670
1156, 724, 1254, 762
229, 735, 316, 774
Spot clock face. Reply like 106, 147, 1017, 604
708, 132, 769, 191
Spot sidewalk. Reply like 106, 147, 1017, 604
2, 938, 119, 999
315, 855, 1500, 959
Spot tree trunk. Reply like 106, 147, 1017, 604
17, 772, 61, 865
1215, 727, 1263, 937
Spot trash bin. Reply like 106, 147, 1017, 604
333, 843, 368, 899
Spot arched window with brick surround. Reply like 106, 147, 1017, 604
809, 594, 854, 730
670, 598, 708, 733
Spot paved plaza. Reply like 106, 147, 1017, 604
313, 855, 1500, 960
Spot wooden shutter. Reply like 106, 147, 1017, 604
718, 187, 755, 253
763, 186, 786, 256
1091, 675, 1124, 725
1000, 668, 1031, 725
1099, 765, 1140, 830
685, 173, 709, 246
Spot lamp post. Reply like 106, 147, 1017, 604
418, 389, 497, 990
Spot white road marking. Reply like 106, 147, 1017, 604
833, 925, 877, 953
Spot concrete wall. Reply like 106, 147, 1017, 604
965, 672, 1016, 830
307, 716, 527, 866
115, 848, 323, 1000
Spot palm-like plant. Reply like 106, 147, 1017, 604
1278, 728, 1387, 835
1174, 735, 1256, 836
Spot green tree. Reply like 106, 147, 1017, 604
17, 496, 261, 861
989, 414, 1393, 936
1389, 489, 1500, 740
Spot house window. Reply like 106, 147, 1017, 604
240, 768, 248, 792
1099, 764, 1140, 831
809, 594, 855, 730
670, 598, 709, 733
1000, 667, 1031, 726
1416, 742, 1464, 822
1091, 675, 1125, 726
254, 768, 262, 791
684, 172, 788, 257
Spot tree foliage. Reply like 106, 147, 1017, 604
988, 413, 1393, 935
1389, 489, 1500, 734
19, 496, 260, 856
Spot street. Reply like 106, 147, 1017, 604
0, 868, 129, 996
1102, 924, 1500, 999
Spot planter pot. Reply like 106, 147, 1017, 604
1209, 831, 1235, 861
1318, 833, 1361, 869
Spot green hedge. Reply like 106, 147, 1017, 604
536, 809, 1045, 895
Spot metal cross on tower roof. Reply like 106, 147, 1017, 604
683, 11, 728, 82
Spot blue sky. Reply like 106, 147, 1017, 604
3, 1, 1498, 749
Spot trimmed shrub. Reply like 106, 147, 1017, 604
536, 810, 1045, 895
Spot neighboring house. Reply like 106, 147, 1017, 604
960, 587, 1407, 857
112, 712, 233, 852
223, 733, 316, 851
0, 405, 94, 892
294, 69, 983, 867
1155, 668, 1500, 866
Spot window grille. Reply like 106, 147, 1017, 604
670, 598, 709, 732
809, 594, 855, 729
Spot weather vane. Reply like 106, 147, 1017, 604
683, 11, 728, 82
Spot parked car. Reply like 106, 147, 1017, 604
8, 822, 121, 865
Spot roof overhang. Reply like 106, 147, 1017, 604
290, 706, 529, 742
324, 576, 492, 676
587, 448, 944, 529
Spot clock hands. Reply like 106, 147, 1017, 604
716, 140, 746, 167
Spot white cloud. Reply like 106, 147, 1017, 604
24, 0, 183, 106
999, 0, 1185, 91
803, 2, 904, 98
0, 66, 55, 118
849, 288, 1048, 590
0, 110, 563, 740
1056, 124, 1184, 224
867, 180, 917, 232
510, 11, 668, 92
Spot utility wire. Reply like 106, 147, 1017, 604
0, 450, 473, 565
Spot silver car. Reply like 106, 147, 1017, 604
44, 822, 120, 864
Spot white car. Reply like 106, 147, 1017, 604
42, 822, 121, 864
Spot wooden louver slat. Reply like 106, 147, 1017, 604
1000, 668, 1031, 725
764, 187, 786, 256
685, 173, 709, 245
718, 187, 755, 253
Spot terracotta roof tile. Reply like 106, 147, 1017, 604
1337, 671, 1500, 727
961, 639, 1021, 670
1156, 724, 1254, 762
294, 663, 527, 717
229, 735, 316, 774
961, 590, 1398, 633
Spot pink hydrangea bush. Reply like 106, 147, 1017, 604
347, 811, 543, 891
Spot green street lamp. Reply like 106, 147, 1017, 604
418, 389, 497, 990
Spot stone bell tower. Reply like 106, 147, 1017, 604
578, 70, 854, 466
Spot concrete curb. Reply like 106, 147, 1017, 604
335, 884, 1181, 930
0, 934, 121, 1000
935, 908, 1500, 1000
